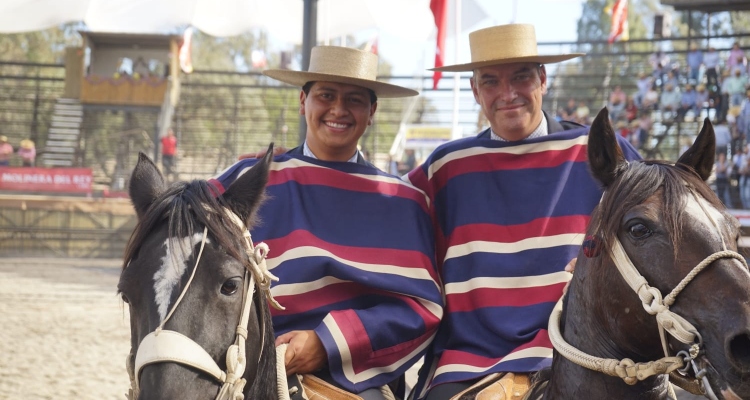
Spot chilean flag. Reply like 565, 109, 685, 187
430, 0, 448, 89
608, 0, 628, 44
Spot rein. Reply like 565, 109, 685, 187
549, 189, 749, 399
126, 209, 291, 400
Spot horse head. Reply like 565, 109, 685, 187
557, 108, 750, 399
118, 146, 278, 400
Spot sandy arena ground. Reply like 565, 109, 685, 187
0, 258, 704, 400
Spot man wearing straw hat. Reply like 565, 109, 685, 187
211, 46, 442, 399
405, 24, 640, 399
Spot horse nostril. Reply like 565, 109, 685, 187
728, 332, 750, 371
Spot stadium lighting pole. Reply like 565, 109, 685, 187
299, 0, 318, 145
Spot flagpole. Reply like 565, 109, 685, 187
451, 0, 462, 140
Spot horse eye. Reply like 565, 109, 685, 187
628, 223, 652, 239
121, 294, 130, 304
220, 278, 242, 296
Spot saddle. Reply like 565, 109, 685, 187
450, 372, 531, 400
287, 374, 396, 400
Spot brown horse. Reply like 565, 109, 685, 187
118, 146, 283, 399
530, 109, 750, 399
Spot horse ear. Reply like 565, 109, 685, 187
129, 152, 167, 219
221, 143, 274, 226
676, 117, 715, 181
588, 108, 627, 187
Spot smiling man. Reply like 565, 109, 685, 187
211, 46, 442, 400
405, 24, 641, 399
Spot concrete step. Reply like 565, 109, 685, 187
45, 140, 77, 148
49, 128, 80, 136
44, 147, 75, 154
48, 134, 79, 142
52, 115, 83, 124
53, 108, 83, 117
42, 159, 73, 167
50, 121, 81, 129
42, 153, 75, 161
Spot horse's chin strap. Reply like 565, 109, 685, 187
127, 209, 288, 400
549, 236, 748, 390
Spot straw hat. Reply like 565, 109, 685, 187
263, 46, 417, 98
20, 139, 34, 149
0, 135, 7, 142
432, 24, 584, 72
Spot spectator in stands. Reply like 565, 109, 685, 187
649, 50, 669, 88
663, 70, 679, 89
625, 95, 638, 122
607, 85, 627, 122
160, 128, 177, 180
642, 82, 660, 111
686, 43, 704, 83
716, 120, 732, 156
695, 84, 709, 113
723, 69, 748, 107
17, 139, 35, 167
715, 151, 733, 208
575, 102, 590, 124
704, 46, 721, 91
659, 82, 681, 119
728, 42, 746, 75
738, 88, 750, 143
741, 144, 750, 209
559, 98, 577, 120
0, 136, 13, 166
635, 72, 652, 107
677, 83, 698, 121
397, 148, 417, 175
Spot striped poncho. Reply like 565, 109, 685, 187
406, 126, 641, 398
211, 154, 443, 393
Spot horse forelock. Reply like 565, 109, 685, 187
589, 160, 726, 260
122, 180, 248, 276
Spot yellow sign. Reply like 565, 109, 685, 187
405, 126, 452, 140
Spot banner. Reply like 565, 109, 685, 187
0, 167, 93, 194
608, 0, 628, 44
430, 0, 448, 89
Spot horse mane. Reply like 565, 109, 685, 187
588, 160, 727, 259
121, 179, 278, 398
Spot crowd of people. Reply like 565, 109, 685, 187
0, 135, 36, 167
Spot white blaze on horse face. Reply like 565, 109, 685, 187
684, 193, 728, 246
153, 232, 207, 322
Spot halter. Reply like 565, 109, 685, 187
549, 187, 749, 400
126, 209, 290, 400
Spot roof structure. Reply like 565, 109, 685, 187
661, 0, 750, 13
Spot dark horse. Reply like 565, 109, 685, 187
529, 109, 750, 399
117, 147, 280, 399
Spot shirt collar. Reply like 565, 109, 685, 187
303, 141, 359, 163
490, 113, 548, 141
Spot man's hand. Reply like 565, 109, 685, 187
238, 146, 287, 160
275, 330, 327, 375
563, 257, 576, 295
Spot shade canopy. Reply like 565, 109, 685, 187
0, 0, 435, 42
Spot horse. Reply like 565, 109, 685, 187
527, 109, 750, 400
117, 146, 287, 400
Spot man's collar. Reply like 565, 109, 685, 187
302, 141, 360, 163
490, 113, 548, 141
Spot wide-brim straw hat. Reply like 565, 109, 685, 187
0, 135, 7, 142
20, 139, 34, 149
263, 46, 418, 98
432, 24, 584, 72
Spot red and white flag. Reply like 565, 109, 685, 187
179, 27, 194, 74
608, 0, 628, 44
430, 0, 448, 90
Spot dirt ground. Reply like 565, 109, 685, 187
0, 258, 704, 400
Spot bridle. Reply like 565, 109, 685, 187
549, 187, 749, 399
126, 209, 290, 400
